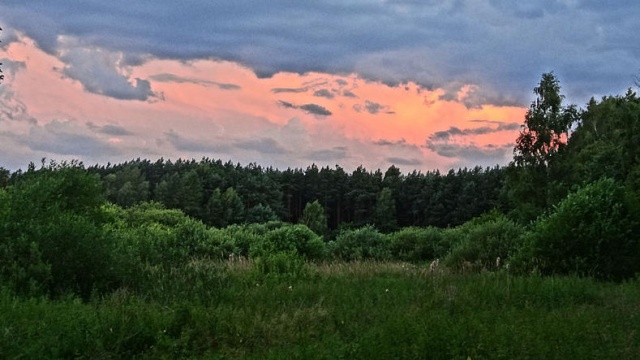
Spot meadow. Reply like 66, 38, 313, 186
2, 258, 639, 359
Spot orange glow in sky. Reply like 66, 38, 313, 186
0, 33, 527, 172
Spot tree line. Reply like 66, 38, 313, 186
1, 72, 640, 294
1, 73, 640, 233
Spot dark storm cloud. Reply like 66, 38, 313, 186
278, 101, 332, 116
1, 1, 639, 105
149, 73, 241, 90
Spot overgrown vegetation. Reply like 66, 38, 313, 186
1, 73, 640, 357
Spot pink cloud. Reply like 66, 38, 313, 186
0, 33, 527, 172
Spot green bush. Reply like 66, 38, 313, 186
122, 201, 190, 228
0, 166, 119, 298
250, 224, 326, 260
512, 178, 640, 280
389, 227, 447, 262
443, 213, 524, 270
329, 226, 391, 261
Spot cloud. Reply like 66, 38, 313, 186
342, 89, 358, 98
386, 157, 422, 166
277, 100, 297, 109
4, 1, 639, 106
56, 45, 160, 101
0, 58, 26, 79
429, 122, 520, 141
235, 137, 287, 154
424, 139, 512, 160
373, 138, 408, 146
86, 122, 134, 136
272, 87, 309, 94
21, 120, 120, 157
306, 147, 348, 161
164, 130, 230, 153
0, 80, 36, 124
313, 89, 334, 99
278, 101, 332, 116
353, 100, 394, 115
299, 104, 332, 116
149, 73, 241, 90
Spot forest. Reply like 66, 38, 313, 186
1, 73, 640, 358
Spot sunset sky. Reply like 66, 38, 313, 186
1, 1, 638, 172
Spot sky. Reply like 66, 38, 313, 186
1, 1, 638, 173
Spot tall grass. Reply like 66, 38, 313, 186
2, 260, 639, 359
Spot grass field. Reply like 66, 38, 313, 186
2, 259, 639, 359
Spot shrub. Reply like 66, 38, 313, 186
329, 226, 391, 261
250, 224, 326, 261
443, 213, 525, 270
511, 178, 640, 280
389, 227, 447, 262
0, 166, 119, 298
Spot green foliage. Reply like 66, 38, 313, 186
121, 201, 189, 227
2, 266, 640, 359
514, 72, 577, 168
512, 178, 640, 280
222, 187, 245, 226
300, 199, 328, 236
0, 165, 118, 298
103, 165, 150, 207
330, 225, 391, 261
251, 251, 307, 278
508, 72, 579, 222
373, 187, 397, 233
443, 212, 525, 270
108, 202, 233, 268
250, 224, 326, 261
389, 226, 447, 262
245, 203, 279, 224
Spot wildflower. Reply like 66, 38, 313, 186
496, 256, 501, 268
385, 288, 389, 293
429, 258, 440, 272
288, 285, 293, 291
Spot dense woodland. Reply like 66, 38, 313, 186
1, 74, 640, 357
3, 76, 640, 230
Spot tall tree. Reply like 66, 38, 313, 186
508, 73, 578, 221
222, 187, 245, 226
514, 72, 577, 168
373, 187, 397, 233
300, 200, 328, 237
